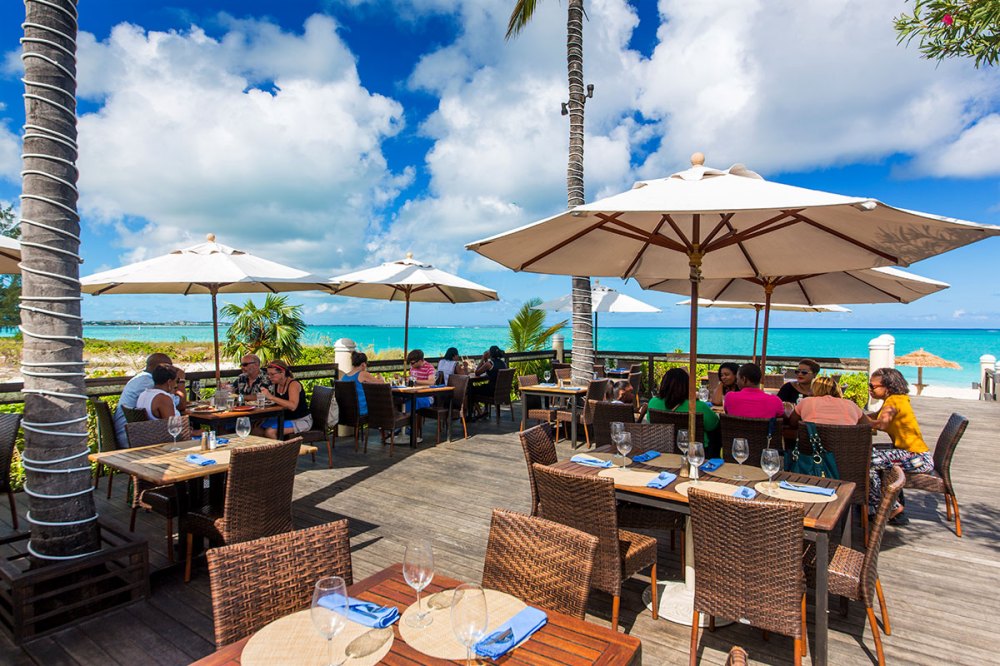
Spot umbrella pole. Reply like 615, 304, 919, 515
752, 305, 761, 364
760, 284, 773, 371
594, 312, 599, 358
688, 248, 703, 444
211, 288, 221, 384
917, 366, 923, 395
403, 296, 410, 362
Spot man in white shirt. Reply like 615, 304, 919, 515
113, 353, 185, 447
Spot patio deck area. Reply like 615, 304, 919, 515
1, 395, 998, 665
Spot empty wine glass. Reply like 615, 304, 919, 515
609, 421, 624, 460
761, 448, 781, 490
617, 432, 632, 469
687, 440, 705, 485
403, 540, 435, 628
732, 438, 749, 481
543, 370, 551, 383
451, 583, 488, 666
235, 416, 251, 439
166, 415, 183, 450
311, 576, 348, 666
677, 429, 690, 467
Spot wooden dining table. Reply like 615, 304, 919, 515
553, 448, 855, 666
186, 403, 286, 438
391, 385, 454, 447
190, 563, 641, 665
519, 384, 588, 448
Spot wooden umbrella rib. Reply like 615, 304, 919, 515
662, 214, 693, 251
605, 217, 689, 253
623, 216, 669, 279
726, 218, 802, 245
795, 279, 814, 306
843, 271, 904, 302
722, 219, 761, 277
711, 277, 739, 301
431, 284, 456, 304
519, 216, 611, 270
703, 210, 799, 252
702, 213, 734, 247
791, 213, 901, 264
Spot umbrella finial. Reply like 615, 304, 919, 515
406, 251, 413, 259
691, 152, 705, 166
206, 233, 216, 242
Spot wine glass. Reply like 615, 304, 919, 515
732, 438, 749, 481
311, 576, 348, 666
543, 370, 551, 384
166, 415, 183, 450
687, 440, 705, 485
403, 540, 435, 628
191, 380, 201, 401
761, 448, 781, 490
235, 416, 251, 439
617, 432, 632, 469
676, 429, 690, 467
451, 583, 488, 666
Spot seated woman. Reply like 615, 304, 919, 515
710, 362, 740, 406
437, 347, 468, 383
257, 360, 313, 439
646, 368, 721, 455
472, 345, 508, 400
341, 351, 383, 417
135, 365, 183, 419
777, 358, 820, 403
789, 376, 864, 428
864, 367, 932, 524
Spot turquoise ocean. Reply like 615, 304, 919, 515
76, 325, 999, 390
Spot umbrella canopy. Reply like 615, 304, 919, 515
895, 348, 961, 395
328, 253, 498, 358
81, 233, 334, 381
467, 153, 1000, 434
536, 282, 659, 352
0, 235, 21, 274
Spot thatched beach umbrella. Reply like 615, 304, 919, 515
895, 348, 961, 395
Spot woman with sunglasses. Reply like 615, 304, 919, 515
865, 367, 931, 524
777, 359, 820, 404
257, 360, 313, 439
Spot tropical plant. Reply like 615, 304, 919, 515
0, 204, 21, 330
840, 371, 871, 409
19, 0, 101, 559
221, 294, 307, 363
508, 298, 567, 353
507, 0, 595, 386
895, 0, 1000, 67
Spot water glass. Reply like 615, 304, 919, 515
697, 387, 710, 402
732, 438, 749, 480
687, 440, 705, 484
543, 370, 551, 383
256, 393, 267, 408
616, 432, 632, 469
190, 380, 201, 401
235, 417, 251, 439
403, 540, 435, 628
311, 576, 348, 666
761, 448, 781, 490
208, 431, 217, 450
676, 429, 690, 467
166, 415, 183, 448
451, 583, 488, 666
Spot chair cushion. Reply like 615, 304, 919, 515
904, 470, 945, 493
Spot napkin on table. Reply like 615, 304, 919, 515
699, 458, 724, 473
647, 471, 677, 489
632, 450, 661, 463
319, 595, 400, 628
475, 606, 547, 659
779, 480, 836, 496
184, 453, 215, 466
570, 454, 613, 468
732, 486, 757, 499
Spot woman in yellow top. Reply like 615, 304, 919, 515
865, 367, 933, 524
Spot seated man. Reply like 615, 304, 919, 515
723, 363, 784, 420
135, 365, 184, 419
113, 353, 184, 447
230, 353, 271, 396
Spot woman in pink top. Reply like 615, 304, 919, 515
789, 376, 865, 427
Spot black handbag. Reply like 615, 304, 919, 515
784, 422, 840, 479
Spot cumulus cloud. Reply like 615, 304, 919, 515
912, 114, 1000, 177
0, 114, 18, 184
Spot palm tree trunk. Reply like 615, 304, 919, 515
20, 0, 100, 560
566, 0, 593, 385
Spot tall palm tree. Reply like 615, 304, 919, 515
507, 0, 595, 385
221, 294, 307, 363
19, 0, 100, 559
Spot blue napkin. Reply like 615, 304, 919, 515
732, 486, 757, 499
647, 471, 677, 489
700, 458, 724, 473
475, 606, 547, 659
632, 450, 661, 463
570, 454, 613, 468
431, 384, 446, 388
779, 480, 836, 496
185, 453, 215, 466
216, 437, 229, 445
319, 595, 400, 628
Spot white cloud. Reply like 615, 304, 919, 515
0, 117, 18, 183
952, 309, 965, 318
912, 114, 1000, 177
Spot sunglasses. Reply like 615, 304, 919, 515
240, 361, 257, 367
795, 369, 812, 375
868, 383, 883, 390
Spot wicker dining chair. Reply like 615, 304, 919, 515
518, 374, 556, 428
91, 399, 120, 497
474, 368, 517, 424
648, 408, 705, 445
125, 418, 192, 562
532, 464, 658, 631
592, 401, 636, 447
0, 413, 22, 530
482, 508, 599, 620
761, 374, 786, 390
362, 383, 409, 457
185, 438, 303, 582
518, 424, 557, 517
334, 381, 368, 452
725, 647, 749, 666
903, 412, 968, 537
721, 414, 777, 466
593, 365, 607, 379
804, 465, 905, 666
418, 373, 471, 442
284, 385, 336, 468
552, 362, 571, 373
621, 422, 675, 453
121, 405, 149, 424
555, 379, 609, 446
628, 372, 642, 405
206, 519, 353, 647
688, 488, 806, 666
796, 422, 874, 540
554, 367, 572, 384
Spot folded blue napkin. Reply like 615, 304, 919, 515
700, 458, 724, 473
475, 606, 547, 659
779, 480, 836, 496
431, 384, 446, 388
732, 486, 757, 499
319, 595, 400, 628
647, 471, 677, 489
570, 454, 613, 468
185, 453, 215, 466
216, 437, 229, 445
632, 450, 661, 463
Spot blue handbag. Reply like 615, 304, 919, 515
783, 422, 840, 479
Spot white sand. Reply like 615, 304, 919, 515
910, 385, 980, 400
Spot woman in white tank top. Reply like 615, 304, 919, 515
136, 366, 182, 419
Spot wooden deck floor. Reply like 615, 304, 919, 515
1, 396, 998, 665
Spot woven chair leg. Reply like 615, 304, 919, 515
839, 595, 849, 617
107, 469, 115, 499
800, 593, 807, 657
93, 464, 103, 489
166, 517, 174, 564
435, 419, 441, 445
354, 426, 360, 452
952, 495, 963, 537
875, 578, 891, 635
583, 421, 590, 447
7, 491, 17, 531
311, 451, 316, 464
184, 533, 194, 582
650, 562, 658, 620
862, 509, 870, 546
363, 425, 369, 454
680, 527, 686, 571
689, 612, 700, 666
554, 422, 561, 444
708, 615, 715, 632
495, 402, 500, 426
461, 415, 468, 439
129, 506, 138, 532
793, 636, 803, 666
611, 595, 621, 632
866, 606, 886, 666
510, 402, 515, 422
326, 436, 334, 470
945, 492, 953, 521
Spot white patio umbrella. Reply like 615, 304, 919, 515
677, 299, 850, 362
0, 235, 21, 274
328, 253, 498, 359
81, 233, 334, 381
467, 153, 1000, 437
661, 266, 948, 365
535, 281, 660, 351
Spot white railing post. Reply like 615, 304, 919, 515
334, 338, 356, 436
552, 334, 564, 363
979, 354, 996, 400
868, 334, 894, 410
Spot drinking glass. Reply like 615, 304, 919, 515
761, 448, 781, 490
732, 438, 749, 480
235, 417, 251, 439
676, 429, 690, 467
616, 432, 632, 469
190, 380, 201, 401
403, 540, 435, 628
697, 387, 710, 402
311, 575, 348, 666
166, 415, 183, 449
543, 370, 551, 383
605, 357, 613, 372
687, 440, 705, 485
451, 583, 488, 666
256, 393, 267, 408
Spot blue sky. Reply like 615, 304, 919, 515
1, 0, 999, 329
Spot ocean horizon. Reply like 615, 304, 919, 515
46, 324, 1000, 390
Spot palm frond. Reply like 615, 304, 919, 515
506, 0, 539, 40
